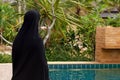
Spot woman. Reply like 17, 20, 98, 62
12, 10, 49, 80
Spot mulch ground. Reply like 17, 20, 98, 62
0, 45, 12, 55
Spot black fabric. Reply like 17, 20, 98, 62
11, 10, 49, 80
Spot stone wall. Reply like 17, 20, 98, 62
95, 27, 120, 63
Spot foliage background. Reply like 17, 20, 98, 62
0, 0, 120, 62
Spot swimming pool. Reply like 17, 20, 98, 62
48, 62, 120, 80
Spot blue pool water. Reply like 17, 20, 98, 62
49, 69, 120, 80
48, 64, 120, 80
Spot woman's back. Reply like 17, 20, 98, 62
12, 10, 49, 80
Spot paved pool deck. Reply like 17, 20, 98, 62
0, 63, 12, 80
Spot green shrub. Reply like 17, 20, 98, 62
0, 1, 19, 42
0, 54, 12, 63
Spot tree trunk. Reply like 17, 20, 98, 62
18, 0, 22, 23
23, 0, 26, 13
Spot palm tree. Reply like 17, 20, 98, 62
26, 0, 68, 45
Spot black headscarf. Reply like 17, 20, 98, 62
12, 10, 49, 80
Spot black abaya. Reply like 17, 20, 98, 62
11, 10, 49, 80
